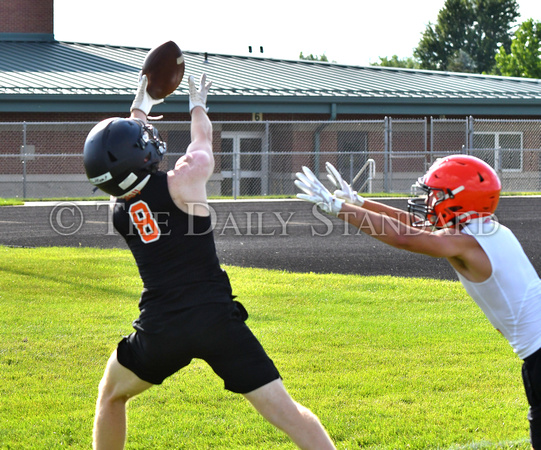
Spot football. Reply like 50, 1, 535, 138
141, 41, 185, 99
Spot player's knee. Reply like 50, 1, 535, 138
275, 399, 320, 430
295, 401, 322, 424
97, 375, 131, 405
97, 385, 130, 408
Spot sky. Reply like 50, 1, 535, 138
53, 0, 541, 67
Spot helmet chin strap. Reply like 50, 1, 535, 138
117, 174, 151, 199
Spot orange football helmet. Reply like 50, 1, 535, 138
408, 155, 501, 228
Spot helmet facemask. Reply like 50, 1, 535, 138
135, 120, 167, 167
408, 181, 466, 228
116, 122, 167, 199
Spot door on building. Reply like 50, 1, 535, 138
220, 132, 267, 197
336, 131, 369, 191
473, 132, 523, 171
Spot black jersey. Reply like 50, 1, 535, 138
113, 171, 233, 327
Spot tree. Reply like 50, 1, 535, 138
447, 49, 478, 72
414, 0, 474, 71
299, 52, 329, 62
470, 0, 520, 73
495, 18, 541, 78
371, 55, 421, 69
414, 0, 519, 73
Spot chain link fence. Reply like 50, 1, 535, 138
1, 118, 540, 198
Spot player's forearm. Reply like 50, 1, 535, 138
361, 199, 412, 225
189, 108, 213, 155
337, 203, 412, 248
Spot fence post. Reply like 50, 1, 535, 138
233, 139, 240, 200
384, 116, 391, 192
261, 122, 270, 196
429, 116, 434, 171
22, 122, 27, 198
314, 123, 329, 177
495, 146, 501, 174
466, 116, 474, 152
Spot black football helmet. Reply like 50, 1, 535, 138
83, 118, 166, 198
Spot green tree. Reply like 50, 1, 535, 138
371, 55, 421, 69
414, 0, 519, 73
495, 18, 541, 78
447, 49, 478, 72
470, 0, 520, 73
415, 0, 473, 71
299, 52, 329, 62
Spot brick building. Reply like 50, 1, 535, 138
1, 0, 541, 197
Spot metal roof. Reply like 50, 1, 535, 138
1, 40, 541, 116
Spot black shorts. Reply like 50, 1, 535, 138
116, 301, 280, 393
522, 346, 541, 448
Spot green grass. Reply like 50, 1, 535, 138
0, 198, 25, 206
0, 246, 531, 449
0, 191, 538, 206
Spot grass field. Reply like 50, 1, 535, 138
1, 191, 539, 206
0, 246, 531, 449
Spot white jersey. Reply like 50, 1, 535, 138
455, 218, 541, 360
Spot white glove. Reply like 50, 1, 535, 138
325, 162, 365, 207
189, 74, 212, 113
130, 73, 164, 116
295, 166, 344, 216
